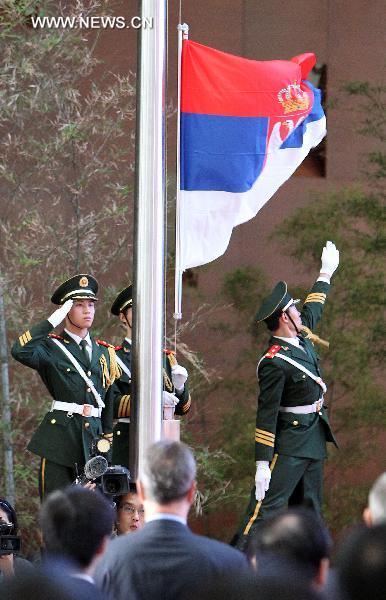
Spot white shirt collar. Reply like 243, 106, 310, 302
125, 337, 132, 345
146, 513, 186, 526
71, 573, 95, 584
64, 329, 92, 347
275, 335, 300, 348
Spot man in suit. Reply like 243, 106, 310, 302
40, 485, 114, 600
234, 241, 340, 549
110, 285, 191, 467
96, 440, 248, 600
11, 274, 121, 499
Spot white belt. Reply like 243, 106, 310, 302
279, 399, 324, 414
51, 400, 101, 418
117, 418, 131, 424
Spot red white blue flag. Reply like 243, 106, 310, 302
178, 40, 326, 270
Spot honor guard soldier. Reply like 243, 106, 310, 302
233, 241, 340, 549
110, 285, 192, 468
11, 274, 121, 500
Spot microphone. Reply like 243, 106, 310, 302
74, 455, 108, 486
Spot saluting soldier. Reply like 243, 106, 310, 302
11, 274, 121, 499
110, 285, 191, 468
234, 241, 340, 549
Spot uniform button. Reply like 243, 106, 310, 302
302, 375, 306, 379
66, 368, 71, 372
116, 430, 121, 436
50, 419, 56, 424
84, 422, 90, 428
86, 387, 91, 392
293, 420, 299, 426
318, 411, 322, 415
87, 371, 91, 377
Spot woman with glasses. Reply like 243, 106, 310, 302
115, 485, 145, 535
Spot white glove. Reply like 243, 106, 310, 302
320, 241, 339, 277
162, 390, 179, 408
48, 299, 73, 327
255, 461, 271, 502
171, 364, 188, 392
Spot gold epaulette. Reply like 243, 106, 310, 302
97, 340, 122, 385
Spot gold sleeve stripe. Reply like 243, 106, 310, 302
255, 432, 275, 443
118, 396, 127, 418
121, 395, 131, 417
255, 428, 275, 440
255, 436, 274, 448
305, 293, 326, 299
19, 331, 32, 346
182, 395, 191, 413
304, 293, 326, 304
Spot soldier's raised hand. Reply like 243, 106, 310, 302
320, 241, 339, 278
48, 299, 73, 327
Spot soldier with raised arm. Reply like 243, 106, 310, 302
11, 274, 121, 499
233, 241, 340, 549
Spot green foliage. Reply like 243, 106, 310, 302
222, 266, 266, 312
0, 0, 136, 553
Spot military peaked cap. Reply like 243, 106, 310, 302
110, 285, 133, 316
255, 281, 300, 323
51, 274, 98, 305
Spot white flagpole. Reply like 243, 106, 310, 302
174, 23, 189, 321
132, 0, 167, 478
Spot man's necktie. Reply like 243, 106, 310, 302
79, 339, 90, 366
299, 337, 309, 356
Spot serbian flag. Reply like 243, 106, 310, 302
177, 40, 326, 272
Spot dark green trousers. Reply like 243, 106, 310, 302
39, 458, 77, 501
112, 421, 130, 468
234, 454, 324, 550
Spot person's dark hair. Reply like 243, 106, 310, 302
337, 523, 386, 600
247, 508, 332, 580
141, 440, 196, 504
264, 309, 282, 332
0, 498, 18, 534
40, 486, 114, 569
115, 482, 138, 509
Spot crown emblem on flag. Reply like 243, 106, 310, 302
278, 82, 310, 114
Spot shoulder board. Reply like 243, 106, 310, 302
265, 344, 281, 358
163, 348, 175, 356
96, 339, 115, 349
48, 333, 65, 341
115, 345, 123, 351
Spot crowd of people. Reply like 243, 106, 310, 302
1, 441, 385, 600
4, 243, 385, 598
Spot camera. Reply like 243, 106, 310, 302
74, 445, 131, 499
100, 465, 131, 496
0, 520, 21, 556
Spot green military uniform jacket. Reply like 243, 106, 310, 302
11, 319, 120, 469
112, 340, 191, 467
255, 280, 338, 462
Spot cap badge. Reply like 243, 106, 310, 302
79, 277, 89, 288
